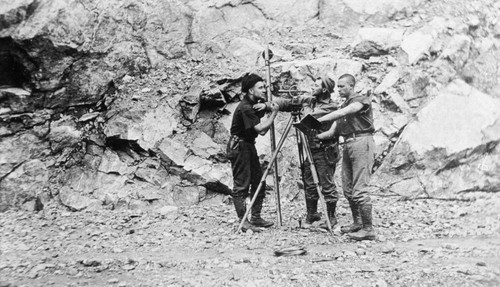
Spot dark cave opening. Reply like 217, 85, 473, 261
0, 37, 35, 90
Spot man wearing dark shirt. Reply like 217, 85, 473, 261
229, 73, 279, 232
317, 74, 376, 241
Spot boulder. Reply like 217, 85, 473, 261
354, 28, 406, 49
48, 116, 82, 153
158, 131, 233, 189
173, 185, 206, 206
0, 159, 48, 212
352, 28, 405, 59
401, 17, 448, 64
440, 34, 472, 69
156, 205, 179, 220
374, 68, 401, 95
98, 149, 135, 175
376, 80, 500, 198
0, 87, 31, 113
0, 133, 49, 177
351, 41, 388, 59
104, 102, 179, 151
462, 48, 500, 98
59, 186, 101, 211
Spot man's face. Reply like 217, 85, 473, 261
312, 79, 324, 97
337, 78, 352, 98
250, 81, 266, 100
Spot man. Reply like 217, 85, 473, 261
229, 73, 279, 232
317, 74, 376, 241
254, 77, 340, 230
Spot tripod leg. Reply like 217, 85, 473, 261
299, 132, 333, 233
236, 115, 294, 233
295, 121, 307, 195
294, 122, 310, 227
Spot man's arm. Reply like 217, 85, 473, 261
253, 95, 315, 113
254, 103, 279, 135
317, 102, 364, 122
317, 121, 337, 140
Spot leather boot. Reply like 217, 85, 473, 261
304, 198, 321, 225
233, 197, 261, 233
319, 201, 337, 230
340, 201, 362, 234
348, 203, 376, 241
250, 196, 273, 228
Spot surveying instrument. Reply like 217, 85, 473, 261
236, 46, 333, 233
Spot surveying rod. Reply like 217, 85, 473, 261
264, 45, 282, 226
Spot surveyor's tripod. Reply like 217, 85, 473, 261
236, 110, 333, 233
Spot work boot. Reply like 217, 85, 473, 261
304, 198, 321, 226
340, 201, 362, 234
233, 197, 261, 233
250, 196, 274, 228
348, 203, 376, 241
319, 201, 337, 230
240, 219, 261, 233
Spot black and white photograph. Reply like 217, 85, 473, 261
1, 0, 499, 286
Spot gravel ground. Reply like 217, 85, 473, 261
1, 192, 499, 287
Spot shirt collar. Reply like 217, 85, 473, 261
243, 94, 259, 105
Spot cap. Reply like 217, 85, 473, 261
241, 73, 264, 93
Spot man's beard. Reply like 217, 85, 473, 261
313, 90, 329, 100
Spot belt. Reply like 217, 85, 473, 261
343, 132, 372, 142
231, 135, 255, 144
310, 141, 336, 151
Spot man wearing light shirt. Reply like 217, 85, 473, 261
317, 74, 376, 241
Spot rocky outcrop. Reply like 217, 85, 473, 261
343, 0, 425, 19
1, 0, 500, 212
401, 17, 449, 65
351, 28, 405, 59
375, 80, 500, 198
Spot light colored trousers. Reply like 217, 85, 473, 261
342, 136, 375, 206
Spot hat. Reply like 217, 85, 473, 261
241, 73, 264, 93
321, 77, 335, 93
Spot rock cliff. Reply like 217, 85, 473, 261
1, 0, 499, 212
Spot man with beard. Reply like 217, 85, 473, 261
317, 74, 376, 241
229, 73, 279, 232
297, 77, 340, 229
254, 76, 340, 230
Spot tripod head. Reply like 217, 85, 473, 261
272, 85, 308, 98
290, 95, 302, 116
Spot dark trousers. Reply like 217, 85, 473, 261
230, 141, 266, 201
304, 148, 338, 203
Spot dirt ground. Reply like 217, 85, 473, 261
1, 191, 499, 287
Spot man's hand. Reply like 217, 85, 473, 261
270, 102, 279, 113
253, 103, 267, 112
309, 129, 318, 140
317, 131, 329, 140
